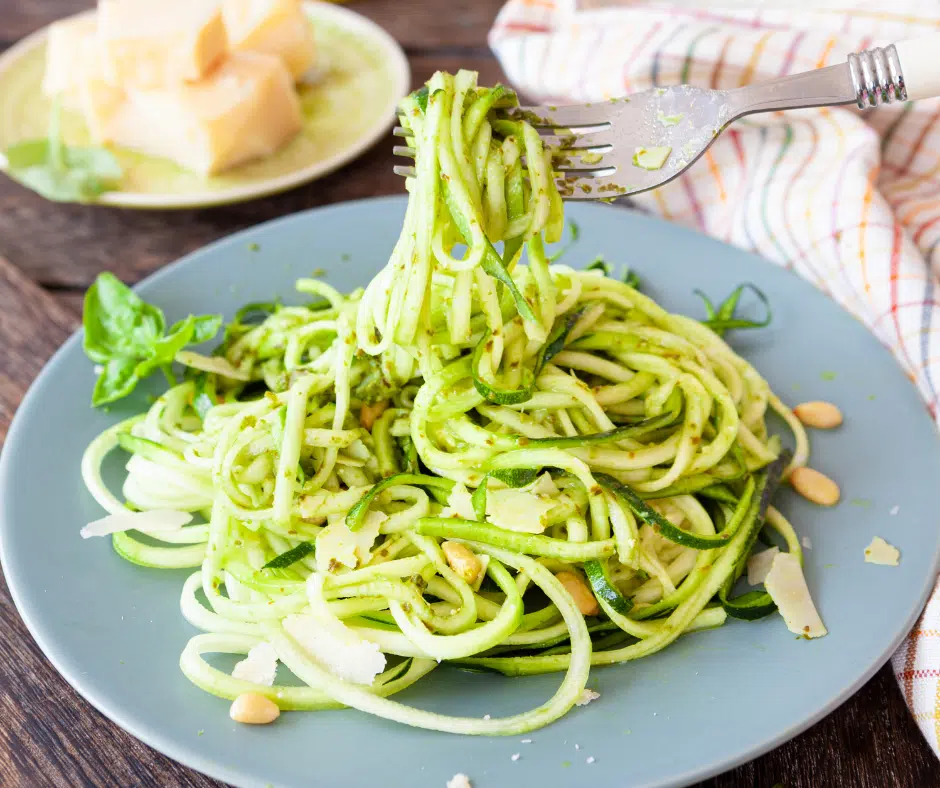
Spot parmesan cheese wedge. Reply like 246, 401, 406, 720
764, 552, 827, 639
95, 52, 302, 175
864, 536, 900, 566
97, 0, 228, 88
42, 16, 97, 104
223, 0, 316, 80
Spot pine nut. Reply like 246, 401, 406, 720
555, 571, 600, 616
230, 692, 280, 725
359, 400, 389, 431
793, 401, 842, 429
442, 541, 483, 585
789, 467, 840, 506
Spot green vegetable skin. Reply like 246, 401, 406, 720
4, 100, 123, 203
78, 70, 815, 738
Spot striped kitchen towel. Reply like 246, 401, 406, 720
490, 0, 940, 755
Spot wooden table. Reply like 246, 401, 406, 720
0, 2, 937, 786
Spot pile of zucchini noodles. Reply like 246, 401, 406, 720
81, 71, 810, 735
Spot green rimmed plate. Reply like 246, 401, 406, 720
0, 2, 409, 209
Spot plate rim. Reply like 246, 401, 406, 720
0, 3, 411, 210
1, 195, 938, 787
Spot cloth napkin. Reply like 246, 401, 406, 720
489, 0, 940, 755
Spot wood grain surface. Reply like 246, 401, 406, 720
0, 1, 938, 787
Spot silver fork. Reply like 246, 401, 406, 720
393, 35, 940, 200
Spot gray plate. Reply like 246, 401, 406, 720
2, 196, 938, 788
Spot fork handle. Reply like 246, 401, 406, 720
895, 35, 940, 101
728, 34, 940, 119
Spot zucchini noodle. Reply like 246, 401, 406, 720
80, 71, 813, 735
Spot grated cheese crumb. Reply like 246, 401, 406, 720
520, 738, 532, 744
231, 641, 278, 686
446, 774, 472, 788
801, 536, 813, 550
574, 743, 581, 750
890, 505, 900, 516
575, 688, 600, 707
510, 753, 520, 762
864, 536, 900, 566
483, 714, 491, 720
586, 756, 596, 764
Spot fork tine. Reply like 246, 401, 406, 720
554, 173, 630, 200
393, 145, 416, 158
394, 164, 417, 178
393, 125, 413, 138
538, 128, 616, 151
552, 147, 617, 172
503, 102, 616, 128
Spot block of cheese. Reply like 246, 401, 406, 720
223, 0, 316, 81
97, 0, 228, 88
96, 52, 303, 175
42, 16, 97, 105
78, 58, 125, 144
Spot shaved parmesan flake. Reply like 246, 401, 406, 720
575, 689, 600, 707
315, 511, 385, 572
442, 477, 559, 533
530, 472, 559, 497
864, 537, 900, 566
283, 575, 386, 685
764, 552, 827, 639
747, 546, 779, 586
801, 536, 812, 550
487, 488, 555, 533
446, 774, 472, 788
440, 482, 476, 520
232, 641, 278, 686
81, 508, 191, 539
284, 613, 386, 685
175, 350, 250, 381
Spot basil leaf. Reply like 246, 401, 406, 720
4, 101, 122, 203
695, 283, 771, 337
5, 140, 51, 169
82, 272, 226, 407
65, 146, 123, 181
83, 273, 166, 362
188, 314, 223, 345
152, 315, 196, 359
92, 357, 140, 407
